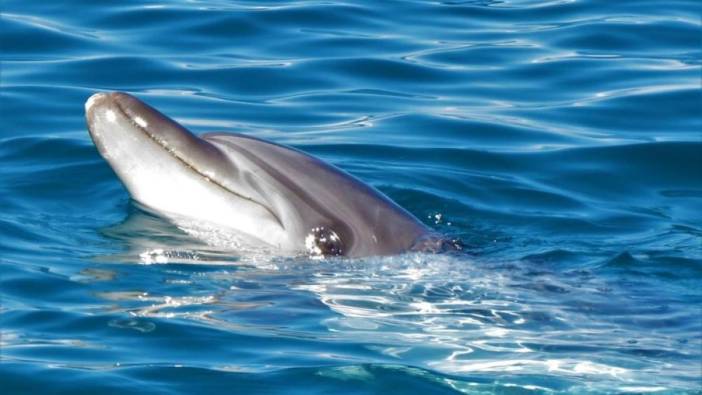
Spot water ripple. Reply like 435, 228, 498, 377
1, 0, 700, 393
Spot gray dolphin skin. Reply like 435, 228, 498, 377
85, 92, 437, 257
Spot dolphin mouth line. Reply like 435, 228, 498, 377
110, 98, 285, 230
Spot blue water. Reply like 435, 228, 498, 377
1, 0, 701, 393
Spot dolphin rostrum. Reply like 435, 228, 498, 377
85, 92, 441, 257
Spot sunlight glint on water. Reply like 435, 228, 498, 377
1, 0, 700, 393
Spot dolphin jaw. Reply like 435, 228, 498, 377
85, 92, 292, 251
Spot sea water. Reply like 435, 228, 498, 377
1, 1, 700, 393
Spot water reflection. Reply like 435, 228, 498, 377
85, 239, 701, 391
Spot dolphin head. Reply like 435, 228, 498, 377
86, 92, 431, 257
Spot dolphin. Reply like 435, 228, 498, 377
85, 92, 441, 257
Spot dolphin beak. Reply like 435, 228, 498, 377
85, 91, 212, 159
85, 92, 112, 136
85, 92, 142, 148
85, 91, 137, 125
84, 91, 240, 198
86, 91, 165, 135
85, 92, 122, 157
85, 91, 109, 114
84, 91, 287, 241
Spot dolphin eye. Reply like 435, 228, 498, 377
305, 226, 343, 257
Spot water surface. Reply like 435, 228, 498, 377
1, 0, 701, 393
